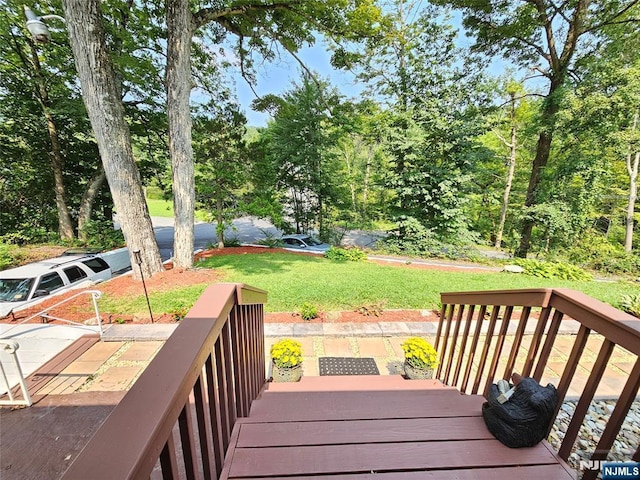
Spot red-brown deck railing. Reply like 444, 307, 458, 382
436, 288, 640, 480
61, 283, 267, 480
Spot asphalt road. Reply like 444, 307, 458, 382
152, 216, 280, 261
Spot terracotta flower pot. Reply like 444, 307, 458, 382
404, 361, 434, 380
272, 362, 303, 382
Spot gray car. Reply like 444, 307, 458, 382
281, 234, 331, 253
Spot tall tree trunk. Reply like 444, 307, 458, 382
77, 167, 106, 241
216, 196, 225, 249
61, 0, 163, 279
625, 111, 639, 252
27, 41, 74, 241
495, 94, 517, 249
166, 0, 195, 268
362, 146, 372, 223
515, 80, 562, 257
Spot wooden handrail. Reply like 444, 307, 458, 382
61, 283, 267, 480
437, 288, 640, 480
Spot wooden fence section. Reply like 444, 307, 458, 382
437, 288, 640, 480
61, 283, 267, 480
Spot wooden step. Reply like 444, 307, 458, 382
264, 375, 454, 392
248, 389, 486, 422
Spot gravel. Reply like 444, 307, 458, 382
549, 399, 640, 478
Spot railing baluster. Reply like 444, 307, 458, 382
257, 304, 266, 388
248, 305, 258, 403
452, 305, 475, 385
434, 303, 447, 352
522, 306, 552, 377
483, 305, 513, 397
558, 339, 614, 460
160, 431, 179, 480
503, 306, 531, 380
177, 401, 198, 479
221, 321, 238, 430
238, 305, 250, 415
230, 308, 246, 418
443, 304, 465, 383
193, 372, 215, 479
214, 336, 231, 453
583, 358, 640, 480
472, 305, 500, 395
532, 309, 564, 381
461, 304, 486, 393
204, 355, 224, 477
435, 304, 454, 377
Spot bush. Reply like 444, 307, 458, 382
0, 243, 15, 270
618, 294, 640, 318
512, 258, 593, 281
223, 236, 241, 247
299, 302, 319, 321
324, 246, 367, 262
270, 339, 303, 368
81, 220, 125, 250
378, 216, 481, 261
565, 232, 640, 276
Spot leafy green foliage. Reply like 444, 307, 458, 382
618, 294, 640, 318
0, 244, 15, 270
401, 337, 438, 370
325, 247, 367, 262
299, 302, 319, 321
512, 259, 593, 281
79, 220, 125, 250
270, 339, 303, 368
379, 216, 481, 261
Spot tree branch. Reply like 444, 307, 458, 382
194, 1, 302, 29
583, 0, 640, 33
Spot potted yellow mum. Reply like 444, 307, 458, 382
401, 337, 438, 380
270, 338, 303, 382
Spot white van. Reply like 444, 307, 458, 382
0, 255, 112, 318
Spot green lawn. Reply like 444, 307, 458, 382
146, 198, 174, 217
197, 252, 638, 312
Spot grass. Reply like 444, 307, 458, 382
197, 252, 638, 312
98, 252, 639, 316
146, 198, 174, 217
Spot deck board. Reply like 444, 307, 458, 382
222, 377, 576, 479
247, 390, 486, 422
232, 464, 576, 480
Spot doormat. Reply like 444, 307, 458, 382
319, 357, 380, 376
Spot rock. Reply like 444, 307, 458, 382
503, 264, 525, 273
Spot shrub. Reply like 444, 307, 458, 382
0, 243, 15, 270
270, 339, 303, 368
401, 337, 438, 370
223, 236, 241, 247
618, 294, 640, 318
565, 231, 640, 276
512, 258, 593, 281
299, 302, 319, 321
324, 246, 367, 262
379, 216, 482, 261
80, 219, 125, 249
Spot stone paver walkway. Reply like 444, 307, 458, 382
22, 322, 636, 401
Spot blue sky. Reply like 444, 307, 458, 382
234, 42, 364, 127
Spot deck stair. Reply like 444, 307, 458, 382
220, 374, 575, 479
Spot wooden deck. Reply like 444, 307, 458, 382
220, 375, 576, 479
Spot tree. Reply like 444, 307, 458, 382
347, 1, 490, 238
194, 103, 248, 248
433, 0, 640, 256
258, 76, 345, 236
61, 0, 162, 278
164, 0, 381, 268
